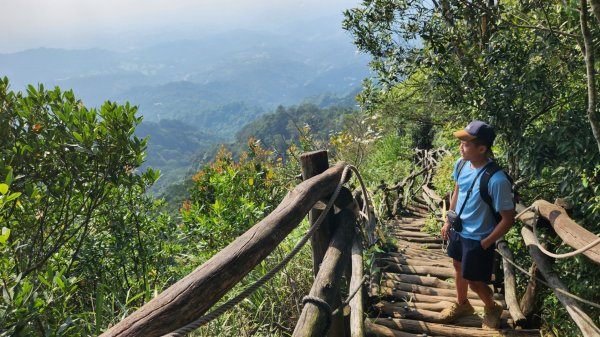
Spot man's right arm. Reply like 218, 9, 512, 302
441, 183, 459, 240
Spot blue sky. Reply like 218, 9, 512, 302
0, 0, 359, 53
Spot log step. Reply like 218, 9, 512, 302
367, 318, 540, 337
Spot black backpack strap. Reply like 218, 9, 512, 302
480, 161, 501, 222
456, 159, 467, 179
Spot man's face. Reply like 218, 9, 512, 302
459, 140, 486, 161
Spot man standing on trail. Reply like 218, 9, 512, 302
440, 120, 516, 329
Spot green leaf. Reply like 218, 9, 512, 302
0, 227, 10, 244
0, 184, 8, 195
5, 192, 21, 202
4, 168, 13, 185
73, 131, 83, 142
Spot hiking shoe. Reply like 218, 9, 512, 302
439, 300, 475, 323
482, 301, 503, 329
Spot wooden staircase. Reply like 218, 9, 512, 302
365, 200, 540, 337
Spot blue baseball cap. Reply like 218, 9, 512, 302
453, 120, 496, 147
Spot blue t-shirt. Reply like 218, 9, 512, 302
452, 158, 514, 240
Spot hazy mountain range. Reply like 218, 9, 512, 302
0, 19, 371, 192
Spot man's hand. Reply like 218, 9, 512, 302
441, 222, 451, 241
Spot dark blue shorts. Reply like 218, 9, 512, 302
447, 230, 495, 282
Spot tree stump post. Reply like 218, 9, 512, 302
301, 150, 333, 276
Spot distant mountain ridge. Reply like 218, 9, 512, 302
0, 28, 369, 112
0, 21, 371, 194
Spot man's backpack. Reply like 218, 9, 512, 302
456, 160, 517, 223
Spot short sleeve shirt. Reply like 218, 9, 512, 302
452, 158, 514, 240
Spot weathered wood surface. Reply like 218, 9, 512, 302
374, 300, 509, 316
100, 162, 348, 337
381, 260, 455, 278
292, 209, 355, 337
532, 200, 600, 264
380, 288, 502, 308
364, 321, 417, 337
371, 318, 540, 337
381, 281, 500, 300
350, 236, 365, 337
382, 256, 452, 268
522, 226, 600, 337
497, 239, 527, 327
519, 262, 542, 327
373, 302, 510, 327
301, 150, 334, 276
381, 273, 457, 289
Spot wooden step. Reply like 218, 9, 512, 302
382, 256, 452, 269
373, 302, 512, 328
380, 260, 454, 278
368, 318, 540, 337
379, 288, 505, 308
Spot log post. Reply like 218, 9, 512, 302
301, 150, 334, 276
522, 226, 600, 337
496, 240, 527, 327
350, 236, 364, 337
519, 262, 543, 328
292, 209, 355, 337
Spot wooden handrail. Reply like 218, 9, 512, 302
522, 226, 600, 337
100, 162, 348, 337
532, 200, 600, 264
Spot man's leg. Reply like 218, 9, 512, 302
453, 259, 469, 304
467, 280, 494, 308
439, 258, 475, 323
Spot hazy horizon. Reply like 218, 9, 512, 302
0, 0, 359, 53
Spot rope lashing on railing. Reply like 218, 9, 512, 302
516, 205, 600, 259
301, 274, 369, 336
162, 164, 372, 337
302, 296, 332, 333
494, 248, 600, 309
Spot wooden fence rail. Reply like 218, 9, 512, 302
101, 161, 350, 337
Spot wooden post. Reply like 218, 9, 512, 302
519, 262, 542, 327
496, 240, 527, 327
349, 236, 365, 337
292, 209, 355, 337
301, 150, 333, 276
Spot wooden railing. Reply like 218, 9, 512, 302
100, 150, 375, 337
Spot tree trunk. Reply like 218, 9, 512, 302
581, 0, 600, 153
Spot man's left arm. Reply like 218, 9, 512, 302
480, 173, 516, 250
480, 209, 515, 249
